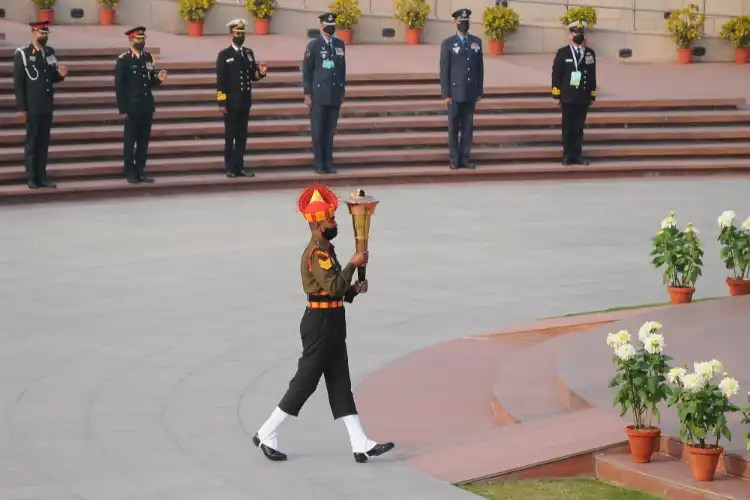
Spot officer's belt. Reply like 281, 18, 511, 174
307, 293, 344, 309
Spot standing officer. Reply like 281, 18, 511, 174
115, 27, 167, 184
216, 19, 268, 179
253, 185, 394, 463
302, 13, 347, 175
440, 9, 484, 170
13, 20, 68, 189
551, 21, 597, 165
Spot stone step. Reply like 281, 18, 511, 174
2, 158, 750, 203
596, 453, 750, 500
3, 111, 748, 145
0, 46, 162, 60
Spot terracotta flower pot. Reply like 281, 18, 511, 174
488, 39, 505, 56
406, 28, 421, 45
99, 7, 115, 25
667, 286, 695, 304
337, 29, 353, 45
255, 18, 270, 35
677, 47, 693, 64
687, 445, 723, 481
38, 8, 54, 23
187, 20, 204, 37
625, 426, 661, 463
726, 278, 750, 296
735, 47, 750, 64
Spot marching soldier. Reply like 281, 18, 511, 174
302, 13, 347, 175
440, 9, 484, 170
215, 19, 268, 179
115, 26, 167, 184
551, 21, 597, 165
253, 184, 394, 463
13, 20, 68, 189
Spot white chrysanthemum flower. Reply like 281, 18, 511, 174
615, 343, 636, 361
709, 359, 724, 376
685, 223, 699, 235
667, 367, 687, 384
742, 216, 750, 232
694, 361, 715, 381
718, 376, 740, 398
718, 210, 736, 228
606, 332, 620, 348
682, 373, 706, 392
643, 333, 665, 354
638, 321, 663, 342
661, 215, 676, 229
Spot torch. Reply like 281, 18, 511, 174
344, 188, 379, 285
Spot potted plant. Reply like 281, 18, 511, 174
606, 321, 672, 463
329, 0, 362, 45
666, 360, 742, 481
31, 0, 56, 23
245, 0, 277, 35
742, 393, 750, 454
650, 211, 703, 304
559, 6, 596, 46
482, 4, 520, 56
717, 210, 750, 296
719, 16, 750, 63
666, 4, 706, 64
98, 0, 117, 25
178, 0, 216, 37
394, 0, 431, 45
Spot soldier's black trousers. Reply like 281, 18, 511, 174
278, 307, 357, 419
561, 103, 590, 160
123, 112, 154, 180
223, 106, 251, 173
448, 101, 476, 166
24, 113, 53, 183
310, 103, 340, 170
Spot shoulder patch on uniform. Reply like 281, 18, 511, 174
305, 49, 310, 57
118, 51, 129, 59
317, 255, 333, 270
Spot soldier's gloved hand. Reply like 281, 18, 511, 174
304, 95, 312, 108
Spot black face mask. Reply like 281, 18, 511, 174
323, 25, 336, 36
572, 33, 585, 45
458, 21, 469, 33
37, 36, 48, 47
322, 226, 338, 241
233, 35, 245, 46
133, 41, 145, 51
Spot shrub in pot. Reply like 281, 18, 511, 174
246, 0, 277, 35
329, 0, 362, 45
31, 0, 56, 23
666, 4, 706, 64
717, 210, 750, 296
719, 16, 750, 63
650, 211, 703, 304
179, 0, 216, 37
482, 4, 519, 56
394, 0, 430, 45
98, 0, 117, 25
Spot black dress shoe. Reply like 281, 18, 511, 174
449, 163, 460, 170
28, 181, 41, 189
226, 172, 238, 178
314, 167, 327, 174
40, 180, 57, 188
353, 442, 395, 463
462, 162, 476, 170
238, 169, 255, 177
138, 176, 154, 183
126, 177, 140, 184
561, 157, 572, 166
252, 434, 287, 462
325, 166, 337, 174
573, 157, 590, 165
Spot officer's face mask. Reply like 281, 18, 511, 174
572, 32, 585, 45
322, 25, 336, 36
132, 41, 145, 51
37, 35, 48, 46
233, 35, 245, 46
457, 21, 469, 33
321, 226, 338, 241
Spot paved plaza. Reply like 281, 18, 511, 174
1, 178, 750, 500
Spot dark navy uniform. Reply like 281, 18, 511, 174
552, 21, 597, 165
440, 9, 484, 170
115, 27, 163, 183
216, 19, 267, 178
13, 21, 65, 189
302, 13, 347, 174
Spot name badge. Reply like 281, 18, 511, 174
335, 47, 344, 56
322, 59, 335, 70
570, 70, 581, 88
225, 57, 235, 63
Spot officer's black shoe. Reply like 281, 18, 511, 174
573, 157, 590, 165
28, 181, 41, 190
353, 442, 395, 463
561, 156, 572, 166
462, 163, 476, 170
449, 163, 460, 170
226, 171, 238, 178
314, 166, 327, 175
325, 166, 337, 174
238, 169, 255, 177
138, 176, 154, 183
126, 177, 140, 184
41, 181, 57, 188
252, 434, 287, 462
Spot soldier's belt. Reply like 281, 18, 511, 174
307, 300, 344, 309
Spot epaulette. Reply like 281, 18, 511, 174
118, 51, 130, 59
15, 45, 29, 54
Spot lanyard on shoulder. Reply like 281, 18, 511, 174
569, 44, 584, 71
